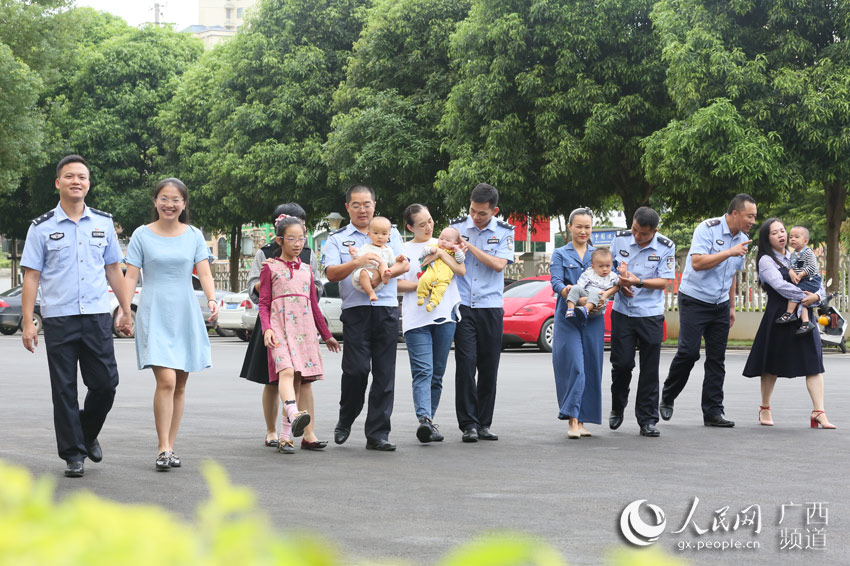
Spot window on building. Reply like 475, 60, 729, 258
237, 7, 244, 18
225, 7, 232, 19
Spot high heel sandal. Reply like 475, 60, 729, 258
810, 411, 837, 429
758, 406, 773, 426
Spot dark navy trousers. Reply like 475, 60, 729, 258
610, 310, 664, 425
43, 314, 118, 462
454, 305, 503, 431
662, 293, 731, 418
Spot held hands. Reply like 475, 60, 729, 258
117, 311, 134, 337
325, 336, 341, 353
264, 329, 279, 349
728, 240, 753, 258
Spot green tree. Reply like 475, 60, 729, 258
64, 25, 202, 233
438, 0, 672, 222
644, 0, 850, 288
325, 0, 471, 224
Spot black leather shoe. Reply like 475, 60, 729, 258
366, 438, 397, 451
429, 423, 444, 442
477, 427, 498, 441
659, 403, 674, 421
639, 423, 660, 437
333, 426, 350, 445
64, 460, 84, 478
417, 417, 433, 443
704, 414, 735, 427
461, 426, 478, 443
85, 438, 102, 463
609, 411, 624, 430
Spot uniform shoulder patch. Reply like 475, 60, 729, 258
496, 220, 515, 231
616, 230, 631, 237
449, 216, 466, 225
32, 210, 55, 225
90, 208, 112, 218
330, 227, 347, 236
656, 235, 673, 248
706, 218, 721, 227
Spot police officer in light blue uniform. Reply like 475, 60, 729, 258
660, 194, 758, 428
450, 183, 514, 442
20, 155, 133, 478
609, 207, 675, 437
322, 184, 409, 451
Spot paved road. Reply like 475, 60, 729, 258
1, 334, 847, 565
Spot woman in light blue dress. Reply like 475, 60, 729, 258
124, 178, 218, 471
550, 208, 604, 439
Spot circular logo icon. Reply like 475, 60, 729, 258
620, 499, 667, 546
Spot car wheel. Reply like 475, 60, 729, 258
216, 326, 236, 337
538, 318, 554, 353
32, 314, 44, 335
0, 326, 17, 335
236, 329, 251, 342
840, 340, 847, 354
113, 307, 136, 338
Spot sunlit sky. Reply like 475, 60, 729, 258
74, 0, 199, 30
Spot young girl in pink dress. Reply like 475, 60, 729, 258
259, 215, 340, 454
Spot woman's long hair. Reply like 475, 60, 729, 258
756, 217, 784, 288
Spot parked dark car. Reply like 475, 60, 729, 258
0, 285, 43, 335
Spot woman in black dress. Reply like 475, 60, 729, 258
743, 218, 836, 429
240, 203, 327, 448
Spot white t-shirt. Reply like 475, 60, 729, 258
401, 239, 462, 334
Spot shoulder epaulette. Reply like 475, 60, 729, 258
330, 227, 346, 235
449, 216, 466, 225
32, 210, 55, 226
90, 208, 112, 218
616, 230, 631, 237
706, 218, 721, 227
657, 235, 674, 248
497, 220, 515, 231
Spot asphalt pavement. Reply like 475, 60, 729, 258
1, 334, 848, 566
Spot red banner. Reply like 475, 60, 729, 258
509, 214, 550, 242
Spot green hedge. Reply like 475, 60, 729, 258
0, 460, 684, 566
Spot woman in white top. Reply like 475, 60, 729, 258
398, 204, 466, 443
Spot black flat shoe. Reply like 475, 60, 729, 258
461, 426, 478, 443
289, 411, 311, 438
609, 411, 624, 430
264, 436, 279, 447
776, 312, 798, 325
85, 438, 102, 463
278, 439, 295, 454
300, 439, 328, 451
417, 417, 433, 443
429, 423, 444, 442
477, 427, 498, 441
703, 415, 735, 427
334, 426, 350, 445
64, 460, 84, 478
156, 451, 171, 471
366, 438, 397, 451
659, 403, 674, 421
796, 321, 816, 335
639, 423, 660, 437
169, 453, 181, 468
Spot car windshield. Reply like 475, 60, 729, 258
503, 280, 549, 298
0, 286, 22, 297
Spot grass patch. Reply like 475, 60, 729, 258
663, 338, 753, 348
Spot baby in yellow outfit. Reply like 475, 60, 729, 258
417, 227, 466, 312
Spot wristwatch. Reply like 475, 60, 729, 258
635, 279, 644, 288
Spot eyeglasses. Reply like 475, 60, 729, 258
157, 197, 184, 205
284, 237, 307, 243
348, 201, 374, 211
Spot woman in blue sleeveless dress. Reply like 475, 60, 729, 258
550, 208, 604, 439
124, 178, 219, 470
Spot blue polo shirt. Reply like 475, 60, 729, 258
679, 216, 748, 304
450, 216, 514, 308
322, 222, 406, 309
611, 231, 676, 317
20, 203, 123, 318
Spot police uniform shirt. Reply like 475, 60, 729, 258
322, 222, 405, 309
450, 215, 514, 308
20, 204, 123, 318
611, 231, 675, 317
678, 216, 748, 304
